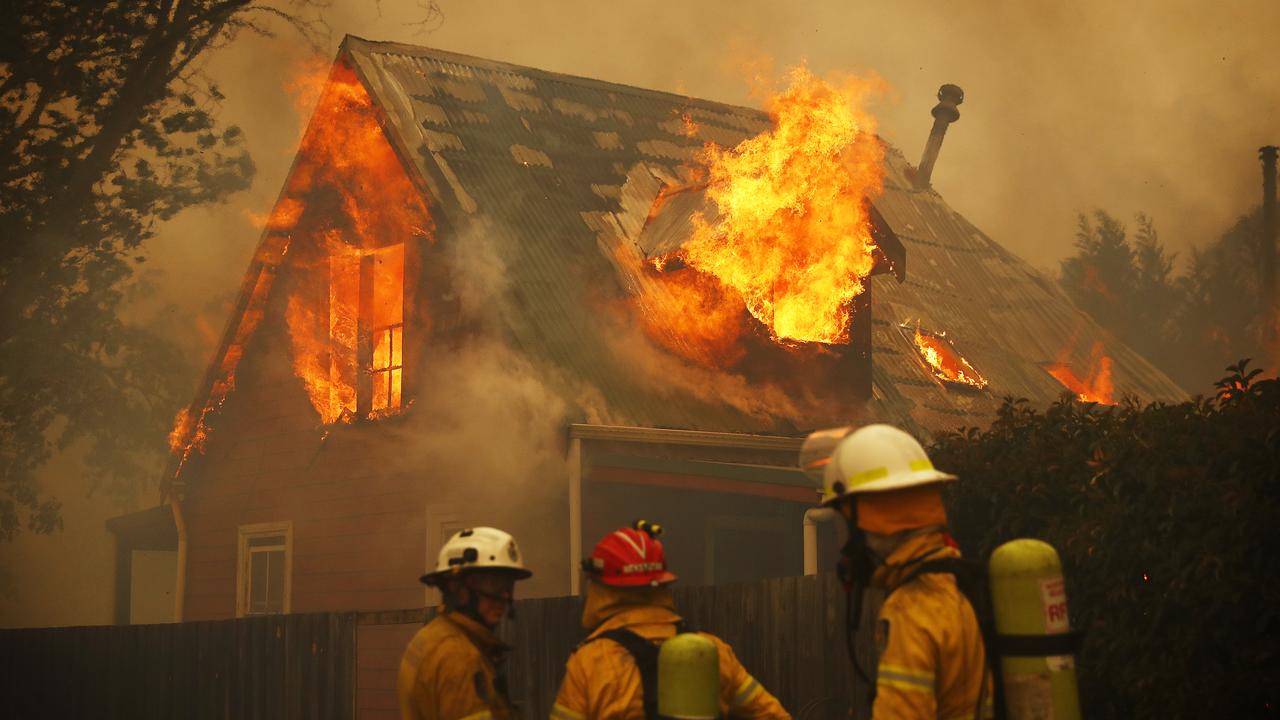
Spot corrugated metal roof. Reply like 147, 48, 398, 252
333, 36, 1186, 437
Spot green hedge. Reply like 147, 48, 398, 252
932, 361, 1280, 718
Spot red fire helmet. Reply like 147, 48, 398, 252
583, 520, 677, 587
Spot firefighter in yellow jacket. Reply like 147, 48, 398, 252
551, 521, 790, 720
399, 527, 532, 720
812, 424, 992, 719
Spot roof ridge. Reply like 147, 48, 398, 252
341, 34, 770, 122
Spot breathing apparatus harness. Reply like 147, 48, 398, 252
842, 504, 1022, 720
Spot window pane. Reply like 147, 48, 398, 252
372, 369, 390, 412
390, 367, 402, 408
248, 548, 286, 614
266, 550, 286, 613
373, 328, 391, 371
249, 551, 270, 613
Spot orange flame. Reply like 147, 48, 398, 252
168, 408, 192, 452
636, 67, 885, 367
1047, 341, 1115, 404
277, 61, 428, 424
912, 327, 988, 388
679, 66, 884, 345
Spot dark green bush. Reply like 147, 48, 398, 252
933, 361, 1280, 719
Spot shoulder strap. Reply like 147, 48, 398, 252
597, 629, 661, 720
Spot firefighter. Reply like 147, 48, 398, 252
551, 521, 791, 720
398, 527, 532, 720
819, 424, 992, 719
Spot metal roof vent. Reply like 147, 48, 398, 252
911, 84, 964, 191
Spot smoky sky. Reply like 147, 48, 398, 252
150, 0, 1280, 352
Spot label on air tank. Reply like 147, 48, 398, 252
1040, 576, 1069, 633
1004, 672, 1055, 720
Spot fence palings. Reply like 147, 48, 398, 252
0, 611, 358, 720
1, 574, 855, 720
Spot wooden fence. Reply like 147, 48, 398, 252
1, 574, 859, 719
1, 612, 357, 720
358, 573, 858, 720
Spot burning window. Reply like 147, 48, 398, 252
314, 241, 406, 422
906, 324, 988, 389
276, 62, 429, 424
369, 245, 405, 413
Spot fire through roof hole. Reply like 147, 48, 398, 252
1044, 342, 1115, 404
905, 323, 988, 390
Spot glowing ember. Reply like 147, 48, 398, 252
278, 61, 429, 423
676, 65, 885, 345
1047, 341, 1115, 404
912, 327, 988, 388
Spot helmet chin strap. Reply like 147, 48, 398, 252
837, 501, 877, 689
444, 578, 516, 628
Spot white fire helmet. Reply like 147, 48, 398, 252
806, 424, 957, 506
419, 527, 533, 586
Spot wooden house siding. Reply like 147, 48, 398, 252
181, 326, 427, 620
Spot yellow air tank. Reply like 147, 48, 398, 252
657, 633, 720, 719
988, 539, 1082, 720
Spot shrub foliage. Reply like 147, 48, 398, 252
932, 361, 1280, 718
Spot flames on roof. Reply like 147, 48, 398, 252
1046, 341, 1115, 404
905, 323, 988, 390
630, 66, 887, 368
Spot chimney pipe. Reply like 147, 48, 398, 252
1261, 146, 1278, 322
913, 84, 964, 190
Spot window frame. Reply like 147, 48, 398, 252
370, 321, 405, 413
235, 520, 294, 617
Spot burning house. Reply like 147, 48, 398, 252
108, 36, 1183, 706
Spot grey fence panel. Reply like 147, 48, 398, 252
0, 612, 358, 720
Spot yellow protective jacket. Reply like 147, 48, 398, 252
868, 531, 992, 720
398, 609, 516, 720
552, 585, 790, 720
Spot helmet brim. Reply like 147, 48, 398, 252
592, 570, 677, 587
821, 468, 957, 506
419, 566, 533, 586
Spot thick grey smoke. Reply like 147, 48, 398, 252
386, 219, 613, 597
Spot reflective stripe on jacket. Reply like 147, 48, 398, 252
870, 532, 993, 720
552, 601, 790, 720
398, 610, 515, 720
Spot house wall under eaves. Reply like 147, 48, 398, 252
177, 300, 575, 622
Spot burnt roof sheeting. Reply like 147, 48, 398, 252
332, 36, 1184, 436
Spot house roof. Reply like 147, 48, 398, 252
167, 36, 1187, 482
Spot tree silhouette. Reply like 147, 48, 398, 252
0, 1, 332, 539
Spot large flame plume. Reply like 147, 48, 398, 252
672, 66, 885, 346
279, 61, 430, 424
1047, 341, 1115, 404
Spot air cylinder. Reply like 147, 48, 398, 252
988, 539, 1082, 720
657, 633, 720, 719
